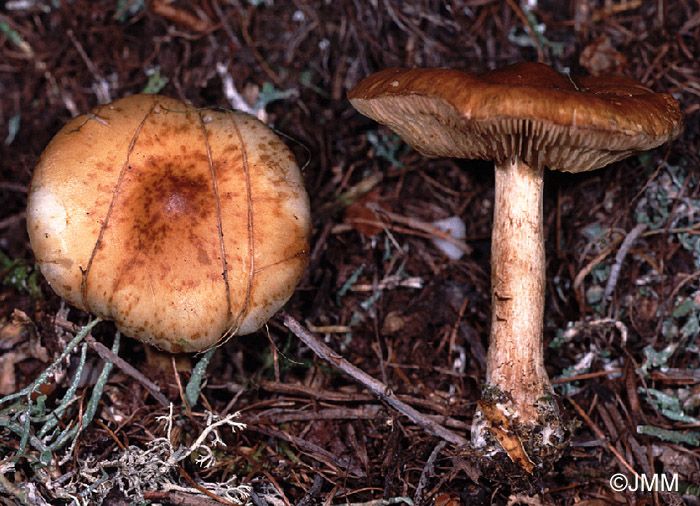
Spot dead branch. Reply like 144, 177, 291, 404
282, 312, 469, 447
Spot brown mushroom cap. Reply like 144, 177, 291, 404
27, 94, 311, 353
348, 62, 683, 172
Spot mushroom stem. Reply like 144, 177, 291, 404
472, 157, 566, 466
487, 157, 550, 423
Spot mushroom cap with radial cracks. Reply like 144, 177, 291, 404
27, 94, 311, 353
348, 62, 683, 172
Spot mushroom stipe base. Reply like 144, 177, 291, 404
471, 385, 568, 473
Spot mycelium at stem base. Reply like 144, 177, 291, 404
471, 157, 564, 470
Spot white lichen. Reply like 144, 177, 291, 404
46, 405, 250, 505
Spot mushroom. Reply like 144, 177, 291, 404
348, 62, 683, 464
27, 94, 311, 353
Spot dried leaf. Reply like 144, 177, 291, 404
477, 400, 535, 473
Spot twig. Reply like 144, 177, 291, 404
143, 490, 232, 506
365, 204, 472, 256
296, 474, 324, 506
260, 379, 461, 414
603, 223, 648, 306
668, 269, 700, 304
150, 0, 212, 32
261, 469, 292, 506
0, 471, 32, 506
85, 335, 170, 407
237, 8, 285, 88
66, 29, 111, 104
53, 317, 170, 407
504, 0, 544, 61
573, 232, 625, 293
0, 182, 28, 193
94, 418, 126, 451
211, 0, 241, 49
568, 398, 639, 478
341, 498, 413, 506
448, 296, 470, 367
246, 423, 357, 477
0, 211, 25, 231
282, 313, 469, 446
414, 440, 446, 504
174, 464, 239, 506
251, 405, 383, 424
172, 355, 192, 416
551, 368, 622, 384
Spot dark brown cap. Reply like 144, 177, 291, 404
27, 94, 311, 352
348, 62, 683, 173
